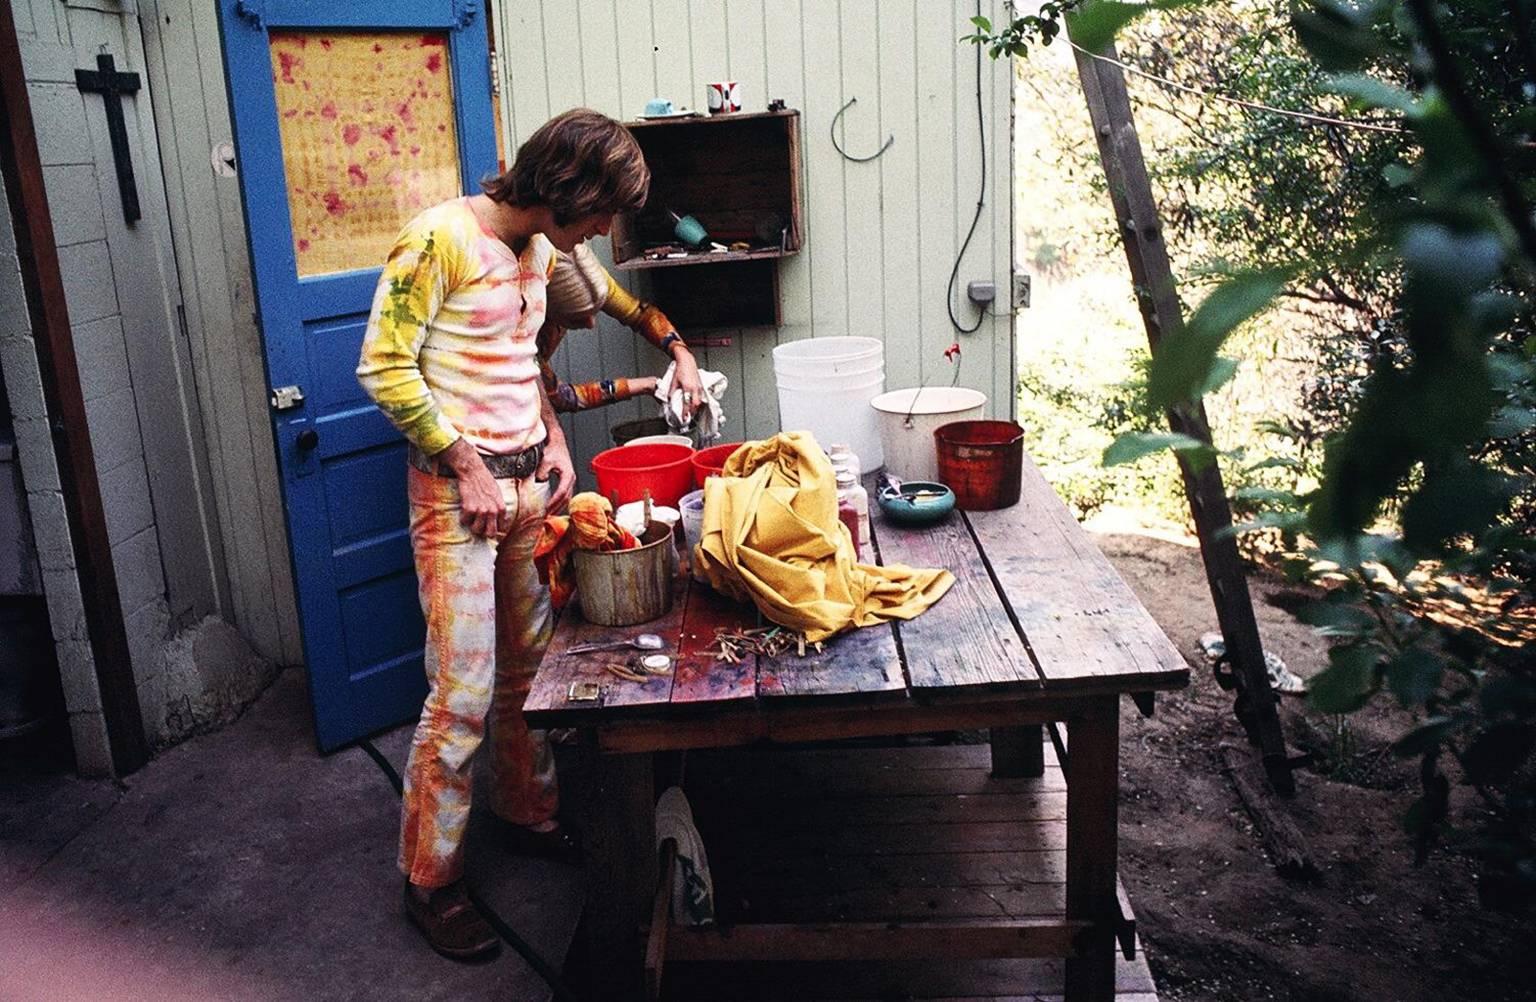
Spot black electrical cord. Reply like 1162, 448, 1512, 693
357, 739, 582, 1002
946, 0, 989, 335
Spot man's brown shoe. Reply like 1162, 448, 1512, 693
403, 881, 500, 961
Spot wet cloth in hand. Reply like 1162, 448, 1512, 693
654, 360, 729, 442
692, 432, 954, 642
533, 492, 638, 610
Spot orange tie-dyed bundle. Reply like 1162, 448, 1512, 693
533, 492, 639, 609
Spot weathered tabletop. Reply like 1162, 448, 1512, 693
529, 452, 1189, 1002
525, 454, 1188, 740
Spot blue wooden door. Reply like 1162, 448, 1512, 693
218, 1, 498, 750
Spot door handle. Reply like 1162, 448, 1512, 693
270, 385, 306, 410
297, 429, 319, 451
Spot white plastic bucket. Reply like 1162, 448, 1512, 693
777, 373, 885, 470
773, 337, 883, 377
626, 434, 694, 449
870, 387, 987, 481
778, 364, 884, 390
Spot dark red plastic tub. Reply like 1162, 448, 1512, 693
934, 420, 1025, 510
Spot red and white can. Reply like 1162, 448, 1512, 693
706, 80, 741, 115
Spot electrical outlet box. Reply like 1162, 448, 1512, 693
1013, 273, 1032, 310
966, 279, 996, 306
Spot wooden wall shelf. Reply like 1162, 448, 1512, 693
613, 109, 802, 328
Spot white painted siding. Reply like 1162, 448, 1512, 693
11, 0, 276, 760
139, 0, 303, 666
493, 0, 1017, 477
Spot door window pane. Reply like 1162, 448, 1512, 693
270, 32, 462, 277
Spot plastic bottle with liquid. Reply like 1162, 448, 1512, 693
828, 442, 862, 482
835, 469, 871, 556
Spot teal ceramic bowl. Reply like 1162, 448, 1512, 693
877, 481, 956, 526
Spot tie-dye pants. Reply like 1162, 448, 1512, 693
398, 466, 557, 888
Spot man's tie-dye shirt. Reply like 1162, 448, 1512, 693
358, 197, 557, 457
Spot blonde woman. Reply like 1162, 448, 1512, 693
539, 243, 704, 421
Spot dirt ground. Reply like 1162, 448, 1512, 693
1093, 524, 1536, 1002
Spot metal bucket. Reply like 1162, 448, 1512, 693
572, 525, 675, 626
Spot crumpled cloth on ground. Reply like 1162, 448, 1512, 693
654, 359, 729, 442
533, 492, 638, 611
656, 786, 715, 927
693, 431, 954, 642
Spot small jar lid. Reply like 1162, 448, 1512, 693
641, 653, 673, 674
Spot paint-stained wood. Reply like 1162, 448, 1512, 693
669, 580, 756, 707
756, 618, 903, 700
873, 505, 1038, 692
525, 577, 686, 716
965, 457, 1187, 693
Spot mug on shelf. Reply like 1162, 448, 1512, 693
706, 80, 740, 114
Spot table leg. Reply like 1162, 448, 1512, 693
1065, 696, 1119, 1002
989, 724, 1045, 778
574, 730, 655, 1000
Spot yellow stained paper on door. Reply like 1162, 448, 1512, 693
270, 32, 462, 277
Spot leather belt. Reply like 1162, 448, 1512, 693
407, 442, 543, 480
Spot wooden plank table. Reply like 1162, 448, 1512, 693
525, 455, 1188, 1001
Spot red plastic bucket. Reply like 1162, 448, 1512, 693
934, 420, 1024, 510
590, 443, 695, 506
689, 442, 747, 487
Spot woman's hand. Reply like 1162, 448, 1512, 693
671, 346, 705, 424
633, 375, 660, 395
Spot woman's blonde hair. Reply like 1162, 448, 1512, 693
546, 244, 611, 322
483, 108, 649, 225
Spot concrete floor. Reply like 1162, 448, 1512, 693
0, 669, 582, 1001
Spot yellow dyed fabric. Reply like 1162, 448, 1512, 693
694, 432, 954, 642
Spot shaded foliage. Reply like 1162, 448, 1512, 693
978, 0, 1536, 905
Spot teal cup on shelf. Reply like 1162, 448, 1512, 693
672, 213, 709, 248
643, 97, 675, 116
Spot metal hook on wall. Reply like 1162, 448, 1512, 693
829, 97, 894, 163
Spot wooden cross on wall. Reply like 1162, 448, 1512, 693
74, 53, 141, 225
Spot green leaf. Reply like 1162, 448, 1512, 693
1401, 462, 1517, 552
1381, 163, 1414, 188
1392, 715, 1459, 757
1307, 644, 1381, 713
970, 14, 992, 32
1198, 356, 1241, 397
1489, 406, 1536, 439
1384, 649, 1443, 708
1067, 0, 1200, 54
1292, 0, 1384, 72
1149, 268, 1292, 408
1244, 456, 1301, 473
1330, 73, 1417, 114
1225, 511, 1310, 536
1102, 431, 1214, 469
1232, 486, 1300, 507
1296, 601, 1374, 632
1462, 723, 1536, 786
